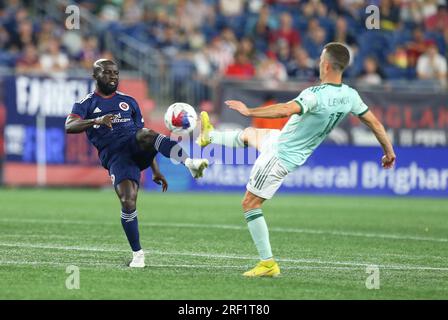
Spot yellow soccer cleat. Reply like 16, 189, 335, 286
243, 259, 280, 277
196, 111, 214, 147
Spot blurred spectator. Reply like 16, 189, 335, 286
444, 29, 448, 60
188, 28, 206, 51
332, 16, 357, 51
238, 37, 257, 62
330, 0, 365, 20
79, 36, 101, 70
380, 0, 401, 31
157, 25, 186, 59
36, 19, 60, 53
207, 35, 234, 74
303, 23, 326, 60
248, 0, 265, 14
99, 2, 121, 23
269, 12, 301, 49
266, 0, 301, 10
7, 19, 36, 52
405, 28, 428, 68
400, 0, 437, 25
221, 27, 238, 55
416, 42, 447, 86
225, 51, 255, 79
176, 0, 194, 32
245, 5, 277, 51
388, 45, 409, 69
39, 38, 69, 76
61, 30, 83, 59
303, 0, 328, 18
15, 43, 40, 73
122, 0, 143, 25
425, 4, 448, 32
287, 46, 316, 80
185, 0, 215, 31
275, 39, 291, 66
219, 0, 245, 17
148, 0, 177, 17
256, 52, 288, 82
357, 56, 383, 86
0, 25, 11, 49
193, 46, 213, 78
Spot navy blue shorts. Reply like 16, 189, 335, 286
102, 134, 158, 188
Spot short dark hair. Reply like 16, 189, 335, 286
323, 42, 350, 72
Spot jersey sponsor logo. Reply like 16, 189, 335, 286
119, 102, 130, 111
93, 107, 102, 113
111, 112, 131, 124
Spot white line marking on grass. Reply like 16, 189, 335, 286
0, 242, 447, 272
0, 234, 445, 262
0, 259, 362, 271
1, 218, 447, 244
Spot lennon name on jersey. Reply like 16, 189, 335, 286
327, 96, 350, 107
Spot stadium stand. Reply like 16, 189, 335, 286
0, 0, 446, 85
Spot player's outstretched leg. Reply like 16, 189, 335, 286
115, 180, 145, 268
136, 128, 208, 178
241, 191, 280, 277
196, 111, 274, 150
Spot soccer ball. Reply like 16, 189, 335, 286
164, 102, 197, 134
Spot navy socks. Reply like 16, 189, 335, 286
121, 209, 141, 252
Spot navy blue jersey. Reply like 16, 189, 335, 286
70, 91, 144, 154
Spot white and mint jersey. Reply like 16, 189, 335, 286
276, 83, 369, 172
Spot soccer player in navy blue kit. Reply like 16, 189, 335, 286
65, 59, 208, 267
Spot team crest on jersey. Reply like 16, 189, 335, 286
119, 102, 130, 111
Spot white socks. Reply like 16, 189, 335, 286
209, 130, 246, 148
244, 208, 273, 260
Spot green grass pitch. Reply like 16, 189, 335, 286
0, 188, 447, 299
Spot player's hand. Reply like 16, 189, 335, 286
225, 100, 250, 117
153, 173, 168, 192
382, 154, 396, 169
94, 114, 115, 128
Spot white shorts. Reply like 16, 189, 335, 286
246, 130, 289, 199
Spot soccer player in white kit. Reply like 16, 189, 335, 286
197, 43, 396, 277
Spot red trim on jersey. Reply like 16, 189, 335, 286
69, 113, 83, 119
94, 90, 116, 99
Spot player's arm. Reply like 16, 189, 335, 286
150, 158, 168, 192
65, 114, 115, 134
225, 100, 301, 118
359, 110, 396, 169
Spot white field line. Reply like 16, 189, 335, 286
1, 218, 447, 244
1, 233, 445, 262
0, 259, 361, 271
0, 242, 447, 272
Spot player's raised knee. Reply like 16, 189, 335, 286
136, 128, 158, 147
